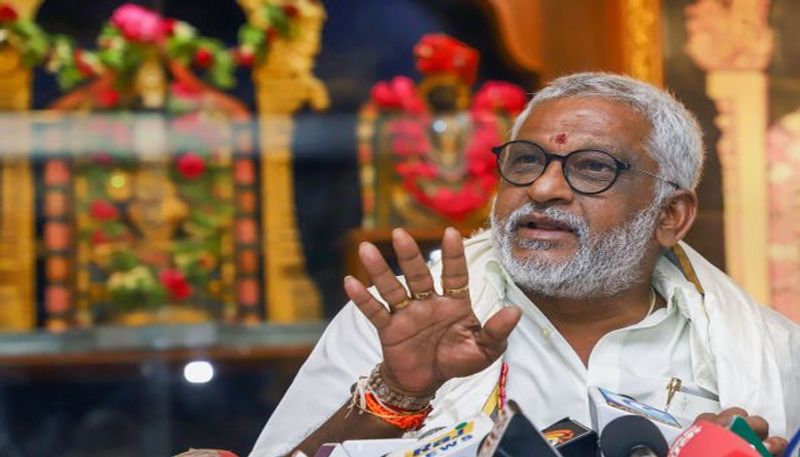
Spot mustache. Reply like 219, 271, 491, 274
500, 203, 588, 237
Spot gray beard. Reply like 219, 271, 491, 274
490, 200, 662, 298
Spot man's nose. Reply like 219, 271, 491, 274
525, 160, 575, 204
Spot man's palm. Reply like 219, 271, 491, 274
344, 228, 521, 395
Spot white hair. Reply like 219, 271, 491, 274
511, 72, 705, 201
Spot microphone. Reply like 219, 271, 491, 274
600, 415, 669, 457
589, 386, 685, 445
784, 425, 800, 457
541, 417, 598, 457
477, 400, 564, 457
667, 421, 759, 456
727, 416, 772, 457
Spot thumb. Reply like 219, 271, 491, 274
476, 306, 522, 355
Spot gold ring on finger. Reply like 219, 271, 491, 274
411, 290, 435, 300
444, 284, 470, 298
391, 297, 412, 312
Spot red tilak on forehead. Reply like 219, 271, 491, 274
555, 133, 567, 144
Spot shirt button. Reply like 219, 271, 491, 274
541, 327, 551, 338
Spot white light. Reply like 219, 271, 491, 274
433, 120, 448, 133
184, 360, 214, 384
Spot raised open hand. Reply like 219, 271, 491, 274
344, 227, 522, 396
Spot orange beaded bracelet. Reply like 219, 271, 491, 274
363, 391, 431, 431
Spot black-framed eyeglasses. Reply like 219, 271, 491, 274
490, 140, 681, 195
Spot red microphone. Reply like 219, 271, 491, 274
667, 421, 760, 457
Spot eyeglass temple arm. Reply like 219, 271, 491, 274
633, 168, 681, 189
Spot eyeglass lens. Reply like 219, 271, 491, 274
498, 142, 621, 194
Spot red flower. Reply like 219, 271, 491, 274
96, 87, 120, 109
0, 4, 18, 23
161, 18, 177, 36
90, 152, 114, 167
176, 152, 206, 179
282, 4, 300, 18
266, 27, 278, 43
89, 200, 118, 221
370, 76, 426, 114
90, 229, 111, 246
193, 48, 214, 68
414, 34, 479, 85
110, 4, 167, 43
233, 48, 255, 67
472, 81, 527, 115
73, 50, 96, 77
159, 268, 192, 301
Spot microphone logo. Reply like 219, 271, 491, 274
543, 429, 575, 446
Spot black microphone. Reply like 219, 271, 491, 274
541, 417, 599, 457
477, 400, 564, 457
600, 415, 669, 457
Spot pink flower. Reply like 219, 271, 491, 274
160, 268, 192, 301
176, 152, 205, 179
110, 4, 167, 43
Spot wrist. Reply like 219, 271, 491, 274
371, 364, 436, 411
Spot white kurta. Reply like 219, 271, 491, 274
249, 231, 800, 457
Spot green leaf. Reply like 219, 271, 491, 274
266, 5, 291, 36
56, 65, 84, 90
238, 23, 265, 47
208, 50, 235, 89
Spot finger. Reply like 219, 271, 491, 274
358, 241, 410, 308
392, 228, 435, 296
746, 415, 769, 440
441, 228, 468, 295
714, 407, 749, 427
694, 412, 719, 424
764, 436, 788, 456
476, 307, 522, 357
344, 275, 391, 330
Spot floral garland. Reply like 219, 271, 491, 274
369, 76, 526, 221
0, 2, 305, 91
81, 115, 234, 314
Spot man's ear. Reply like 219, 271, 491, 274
655, 190, 698, 248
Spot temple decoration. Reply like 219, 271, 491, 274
0, 1, 303, 93
620, 0, 663, 86
0, 0, 41, 331
239, 0, 328, 322
0, 0, 327, 330
685, 0, 773, 304
765, 113, 800, 322
358, 34, 526, 229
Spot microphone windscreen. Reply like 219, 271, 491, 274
600, 415, 669, 457
667, 421, 759, 457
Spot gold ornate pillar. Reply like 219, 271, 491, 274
238, 0, 330, 322
619, 0, 663, 86
0, 0, 42, 330
685, 0, 773, 304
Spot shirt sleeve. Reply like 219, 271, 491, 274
248, 301, 382, 457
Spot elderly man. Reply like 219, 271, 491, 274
250, 73, 800, 457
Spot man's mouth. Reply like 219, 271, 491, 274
515, 214, 576, 242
